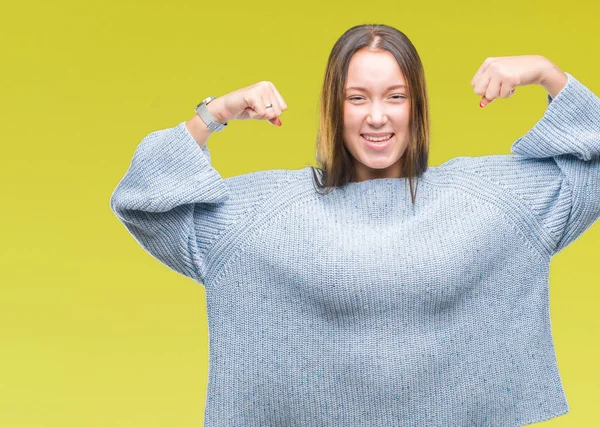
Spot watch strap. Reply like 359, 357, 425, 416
195, 96, 228, 132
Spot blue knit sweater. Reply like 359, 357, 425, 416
110, 72, 599, 427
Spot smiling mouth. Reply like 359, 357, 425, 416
360, 134, 395, 151
361, 133, 394, 142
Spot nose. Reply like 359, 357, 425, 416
366, 102, 388, 126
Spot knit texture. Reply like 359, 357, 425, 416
110, 72, 599, 426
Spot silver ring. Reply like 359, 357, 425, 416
265, 103, 273, 108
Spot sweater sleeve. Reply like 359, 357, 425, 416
442, 72, 600, 256
109, 121, 287, 285
109, 122, 229, 284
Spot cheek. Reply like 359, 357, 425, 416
401, 106, 411, 121
344, 113, 360, 131
343, 109, 360, 123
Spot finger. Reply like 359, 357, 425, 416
479, 78, 501, 108
500, 81, 516, 98
264, 88, 283, 126
474, 74, 492, 107
244, 93, 266, 120
259, 95, 278, 125
480, 96, 492, 108
269, 82, 288, 111
484, 78, 501, 103
247, 92, 274, 121
265, 84, 285, 126
471, 57, 495, 87
473, 72, 491, 97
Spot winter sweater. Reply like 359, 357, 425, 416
109, 72, 600, 427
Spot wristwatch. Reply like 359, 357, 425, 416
195, 96, 228, 132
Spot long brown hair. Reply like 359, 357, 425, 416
309, 24, 430, 205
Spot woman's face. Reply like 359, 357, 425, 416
342, 48, 411, 182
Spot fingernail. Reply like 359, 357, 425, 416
277, 118, 282, 126
480, 101, 485, 108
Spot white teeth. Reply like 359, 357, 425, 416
363, 134, 393, 142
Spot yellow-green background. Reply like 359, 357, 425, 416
1, 0, 598, 425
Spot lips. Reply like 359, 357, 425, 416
361, 133, 394, 139
361, 134, 394, 151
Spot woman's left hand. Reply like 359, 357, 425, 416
471, 55, 553, 108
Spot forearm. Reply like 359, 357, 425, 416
539, 60, 569, 99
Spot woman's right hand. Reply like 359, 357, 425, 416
209, 81, 288, 126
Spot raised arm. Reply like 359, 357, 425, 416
442, 72, 600, 256
110, 81, 289, 284
509, 72, 600, 254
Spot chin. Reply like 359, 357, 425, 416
361, 157, 398, 169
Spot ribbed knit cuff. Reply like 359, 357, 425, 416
145, 121, 230, 208
510, 72, 600, 161
112, 121, 230, 213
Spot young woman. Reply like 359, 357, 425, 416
110, 23, 599, 427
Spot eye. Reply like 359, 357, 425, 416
348, 95, 406, 101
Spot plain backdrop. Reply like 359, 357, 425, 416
1, 0, 598, 425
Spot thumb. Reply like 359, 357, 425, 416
480, 96, 492, 108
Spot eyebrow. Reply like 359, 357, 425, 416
345, 84, 406, 92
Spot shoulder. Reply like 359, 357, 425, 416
426, 154, 563, 215
218, 166, 310, 210
223, 166, 308, 190
435, 153, 558, 179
